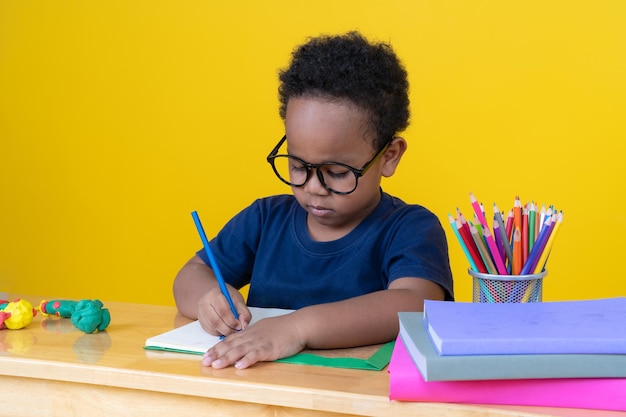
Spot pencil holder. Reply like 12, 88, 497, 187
469, 269, 547, 303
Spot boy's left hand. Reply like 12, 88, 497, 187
201, 313, 305, 369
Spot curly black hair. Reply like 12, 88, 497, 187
278, 31, 410, 150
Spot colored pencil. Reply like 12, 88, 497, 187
512, 227, 522, 275
534, 203, 541, 241
469, 193, 507, 275
544, 206, 554, 231
513, 196, 522, 234
469, 193, 488, 226
505, 209, 514, 242
538, 205, 546, 232
448, 214, 479, 272
470, 222, 498, 275
456, 208, 472, 242
459, 223, 487, 273
191, 210, 239, 320
481, 225, 508, 275
493, 219, 505, 265
521, 214, 555, 275
493, 204, 513, 274
533, 211, 563, 274
528, 202, 536, 253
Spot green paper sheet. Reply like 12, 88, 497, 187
275, 341, 394, 370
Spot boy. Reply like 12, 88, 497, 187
173, 31, 453, 369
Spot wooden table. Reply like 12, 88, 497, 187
1, 296, 623, 417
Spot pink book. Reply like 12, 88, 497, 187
388, 336, 626, 411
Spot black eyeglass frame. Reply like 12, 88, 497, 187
266, 135, 391, 195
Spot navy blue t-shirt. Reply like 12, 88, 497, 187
196, 192, 453, 309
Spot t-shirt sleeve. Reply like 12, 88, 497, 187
385, 208, 454, 300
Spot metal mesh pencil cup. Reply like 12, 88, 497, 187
469, 269, 547, 303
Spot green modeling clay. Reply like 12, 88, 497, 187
38, 299, 111, 333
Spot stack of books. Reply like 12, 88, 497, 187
389, 298, 626, 411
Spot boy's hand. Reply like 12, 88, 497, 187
201, 313, 305, 369
197, 286, 251, 337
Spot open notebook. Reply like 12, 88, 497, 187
145, 306, 393, 371
145, 307, 291, 353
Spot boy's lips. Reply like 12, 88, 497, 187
308, 205, 332, 216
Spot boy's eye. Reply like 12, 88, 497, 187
289, 160, 307, 172
322, 165, 351, 179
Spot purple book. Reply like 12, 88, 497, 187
423, 298, 626, 355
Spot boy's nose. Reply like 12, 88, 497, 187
303, 169, 330, 195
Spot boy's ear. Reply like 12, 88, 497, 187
381, 137, 407, 177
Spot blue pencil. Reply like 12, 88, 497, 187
191, 211, 239, 320
520, 214, 554, 275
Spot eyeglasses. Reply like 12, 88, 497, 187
266, 135, 391, 195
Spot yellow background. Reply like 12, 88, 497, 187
1, 1, 625, 305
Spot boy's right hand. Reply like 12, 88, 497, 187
197, 286, 251, 337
